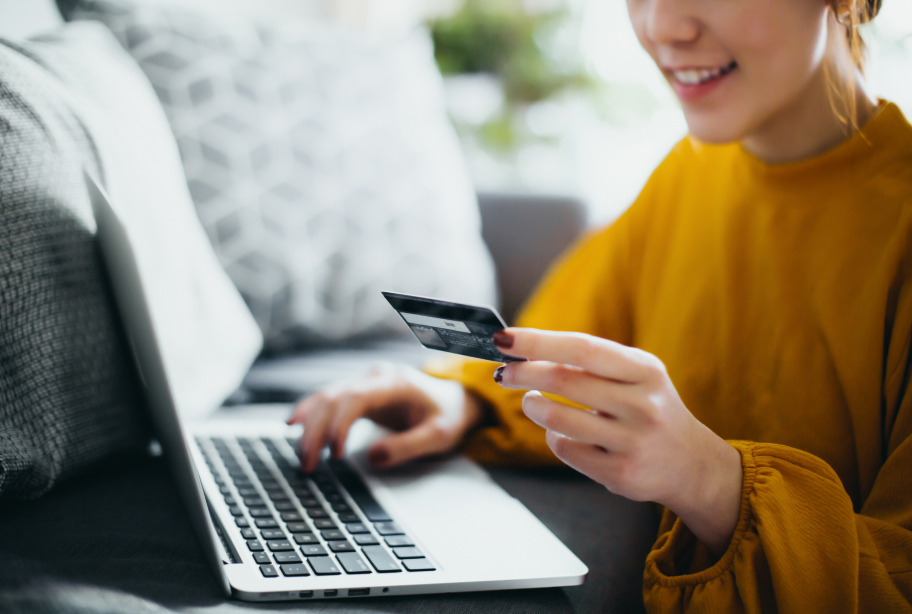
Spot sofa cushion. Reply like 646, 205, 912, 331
0, 37, 148, 498
26, 22, 263, 420
66, 0, 499, 351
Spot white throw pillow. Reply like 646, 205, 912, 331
27, 22, 263, 419
68, 1, 499, 351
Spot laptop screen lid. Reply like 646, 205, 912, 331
86, 171, 232, 596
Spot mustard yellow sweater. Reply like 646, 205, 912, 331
426, 102, 912, 613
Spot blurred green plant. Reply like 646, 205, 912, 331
429, 0, 591, 153
430, 0, 589, 104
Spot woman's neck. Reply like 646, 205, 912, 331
740, 64, 878, 165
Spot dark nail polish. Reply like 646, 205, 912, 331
368, 448, 389, 466
493, 365, 505, 384
492, 330, 514, 349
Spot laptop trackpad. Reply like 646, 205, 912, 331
344, 420, 576, 579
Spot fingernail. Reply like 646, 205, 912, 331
492, 330, 514, 349
368, 448, 389, 466
493, 365, 505, 384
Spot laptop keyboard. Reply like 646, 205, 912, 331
195, 436, 436, 579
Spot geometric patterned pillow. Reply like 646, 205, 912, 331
67, 1, 499, 352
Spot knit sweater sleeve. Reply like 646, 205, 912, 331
643, 399, 912, 613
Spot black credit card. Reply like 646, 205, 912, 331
382, 292, 526, 363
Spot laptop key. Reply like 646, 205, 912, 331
260, 565, 278, 578
297, 496, 319, 507
266, 540, 294, 552
242, 497, 264, 507
305, 507, 329, 518
247, 540, 264, 552
353, 534, 379, 546
392, 547, 423, 559
280, 564, 310, 577
362, 546, 402, 573
253, 552, 271, 564
294, 534, 319, 545
241, 529, 256, 540
309, 557, 341, 576
274, 552, 302, 564
374, 523, 403, 536
285, 523, 310, 533
313, 519, 336, 530
273, 501, 295, 511
326, 459, 392, 522
228, 506, 244, 517
321, 530, 345, 541
235, 518, 250, 528
236, 487, 258, 497
301, 545, 328, 557
280, 512, 303, 522
255, 518, 279, 529
337, 513, 359, 523
224, 496, 237, 507
384, 535, 414, 547
331, 503, 352, 513
260, 529, 285, 540
329, 541, 355, 553
249, 508, 273, 518
336, 552, 372, 574
345, 523, 369, 534
403, 558, 436, 572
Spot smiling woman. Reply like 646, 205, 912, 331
627, 0, 880, 162
291, 0, 912, 611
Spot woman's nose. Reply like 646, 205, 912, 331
643, 0, 701, 47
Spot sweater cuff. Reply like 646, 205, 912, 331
644, 441, 759, 587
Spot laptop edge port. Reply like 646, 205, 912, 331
348, 588, 370, 597
323, 590, 338, 597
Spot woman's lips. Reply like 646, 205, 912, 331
668, 62, 737, 101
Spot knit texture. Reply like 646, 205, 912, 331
0, 39, 149, 499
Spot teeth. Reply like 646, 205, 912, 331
673, 64, 733, 86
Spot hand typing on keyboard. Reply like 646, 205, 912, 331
287, 364, 488, 472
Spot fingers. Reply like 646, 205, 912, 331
296, 394, 338, 472
495, 328, 664, 384
522, 391, 632, 450
501, 361, 643, 419
367, 420, 453, 469
290, 388, 378, 472
544, 430, 622, 491
325, 384, 403, 459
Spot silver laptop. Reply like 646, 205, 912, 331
87, 173, 588, 602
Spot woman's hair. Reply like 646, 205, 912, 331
826, 0, 882, 130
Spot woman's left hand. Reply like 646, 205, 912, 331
493, 327, 744, 555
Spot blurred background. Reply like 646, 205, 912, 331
109, 0, 912, 226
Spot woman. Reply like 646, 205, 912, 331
290, 0, 912, 610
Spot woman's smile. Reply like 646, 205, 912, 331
665, 61, 739, 101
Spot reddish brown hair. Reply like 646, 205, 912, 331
826, 0, 882, 130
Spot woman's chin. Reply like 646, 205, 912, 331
683, 113, 750, 146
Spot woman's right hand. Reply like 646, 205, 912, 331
286, 364, 487, 473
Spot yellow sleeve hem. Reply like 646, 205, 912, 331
644, 441, 758, 588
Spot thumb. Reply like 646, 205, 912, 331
367, 420, 453, 468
